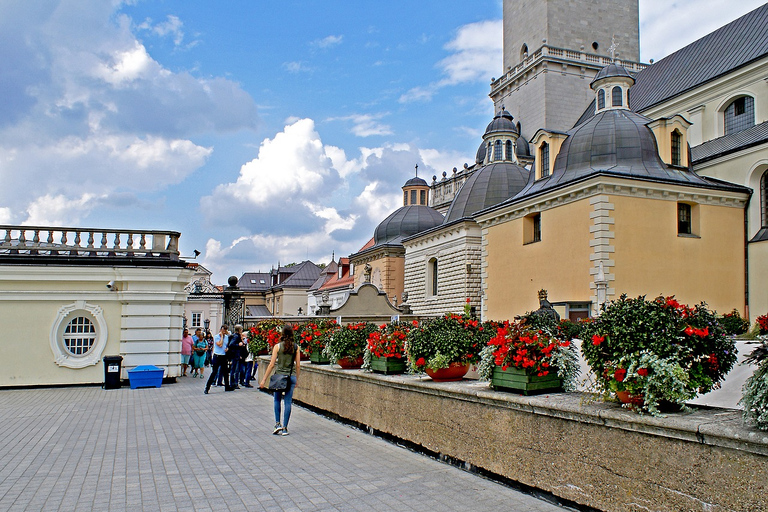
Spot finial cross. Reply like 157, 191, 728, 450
608, 35, 619, 62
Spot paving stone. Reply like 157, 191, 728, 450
0, 376, 571, 511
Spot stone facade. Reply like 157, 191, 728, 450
403, 221, 483, 316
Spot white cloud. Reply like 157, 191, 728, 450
283, 61, 309, 73
400, 20, 501, 103
23, 193, 104, 226
329, 113, 393, 137
419, 148, 473, 176
314, 35, 343, 48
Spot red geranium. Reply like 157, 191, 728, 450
614, 368, 627, 382
592, 334, 604, 346
367, 323, 409, 359
637, 368, 649, 377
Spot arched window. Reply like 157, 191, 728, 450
505, 140, 513, 161
487, 143, 493, 162
597, 89, 605, 110
671, 130, 682, 166
427, 258, 438, 297
724, 96, 755, 135
540, 142, 550, 178
762, 170, 768, 228
494, 140, 503, 161
612, 86, 622, 107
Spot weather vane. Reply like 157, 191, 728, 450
608, 34, 619, 62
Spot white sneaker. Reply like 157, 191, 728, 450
281, 428, 289, 436
272, 423, 282, 435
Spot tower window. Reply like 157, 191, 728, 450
724, 96, 754, 135
612, 86, 622, 107
487, 143, 493, 162
597, 89, 605, 110
678, 203, 692, 235
420, 190, 426, 205
410, 190, 417, 205
494, 140, 503, 161
505, 140, 513, 161
540, 142, 550, 178
671, 130, 682, 166
403, 191, 408, 206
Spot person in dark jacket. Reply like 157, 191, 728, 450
227, 325, 245, 389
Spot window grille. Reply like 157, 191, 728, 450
671, 131, 682, 166
63, 317, 96, 356
494, 140, 502, 161
505, 140, 513, 161
678, 203, 692, 234
597, 89, 605, 110
724, 96, 754, 135
612, 86, 622, 107
420, 190, 426, 205
540, 143, 550, 178
532, 214, 542, 242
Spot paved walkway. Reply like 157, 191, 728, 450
0, 374, 572, 512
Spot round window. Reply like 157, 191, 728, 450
63, 317, 97, 356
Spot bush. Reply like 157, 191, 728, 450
739, 339, 768, 431
407, 314, 496, 372
719, 309, 750, 335
324, 322, 375, 363
580, 295, 736, 415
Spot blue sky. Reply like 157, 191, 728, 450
0, 0, 764, 283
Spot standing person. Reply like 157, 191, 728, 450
205, 330, 214, 368
191, 328, 203, 377
192, 334, 207, 379
227, 325, 245, 390
243, 340, 255, 388
259, 325, 300, 436
180, 328, 194, 377
205, 325, 232, 394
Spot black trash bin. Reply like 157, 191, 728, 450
103, 355, 123, 389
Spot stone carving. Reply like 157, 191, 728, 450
533, 289, 560, 322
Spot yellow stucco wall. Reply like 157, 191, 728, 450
352, 254, 405, 305
610, 195, 745, 314
748, 241, 768, 321
484, 199, 593, 320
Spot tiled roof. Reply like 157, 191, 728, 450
238, 272, 271, 292
691, 121, 768, 163
629, 4, 768, 112
309, 260, 338, 291
275, 261, 322, 289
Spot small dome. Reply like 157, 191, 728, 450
484, 108, 519, 136
591, 63, 635, 88
475, 142, 487, 164
374, 205, 444, 245
444, 161, 530, 223
404, 176, 428, 187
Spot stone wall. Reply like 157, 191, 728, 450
265, 362, 768, 512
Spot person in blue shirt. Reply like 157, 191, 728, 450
204, 325, 233, 393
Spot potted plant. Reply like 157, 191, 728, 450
478, 317, 580, 395
739, 337, 768, 431
324, 321, 376, 368
580, 295, 737, 415
363, 322, 409, 374
248, 319, 284, 355
718, 309, 750, 336
298, 319, 337, 364
407, 312, 493, 381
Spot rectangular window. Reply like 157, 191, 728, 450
420, 190, 426, 205
540, 144, 550, 178
410, 190, 417, 205
191, 312, 202, 328
403, 191, 408, 205
671, 131, 681, 166
533, 213, 541, 242
524, 213, 542, 244
678, 203, 692, 234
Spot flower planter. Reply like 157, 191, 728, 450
490, 366, 562, 395
310, 348, 330, 365
426, 362, 470, 382
337, 356, 364, 369
616, 390, 644, 407
370, 355, 406, 375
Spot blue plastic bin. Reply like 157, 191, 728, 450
127, 365, 164, 389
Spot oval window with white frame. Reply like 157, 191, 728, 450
50, 301, 109, 368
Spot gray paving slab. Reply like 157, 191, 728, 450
0, 374, 572, 512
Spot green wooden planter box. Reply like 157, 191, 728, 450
370, 355, 406, 375
310, 348, 330, 365
491, 366, 562, 395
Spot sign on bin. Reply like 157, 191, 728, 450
108, 364, 119, 373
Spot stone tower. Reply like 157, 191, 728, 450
490, 0, 645, 141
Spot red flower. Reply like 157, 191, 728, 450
684, 326, 695, 336
412, 320, 419, 327
466, 297, 471, 303
415, 357, 426, 366
592, 334, 604, 346
614, 368, 627, 382
637, 368, 649, 377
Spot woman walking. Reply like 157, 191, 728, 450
259, 325, 300, 436
192, 335, 208, 378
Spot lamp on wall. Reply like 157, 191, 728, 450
204, 319, 210, 331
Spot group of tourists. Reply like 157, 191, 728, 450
188, 323, 299, 436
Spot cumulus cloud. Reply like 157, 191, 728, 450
400, 20, 501, 103
0, 0, 257, 225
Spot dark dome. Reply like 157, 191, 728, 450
484, 109, 519, 136
404, 176, 428, 187
374, 205, 444, 245
444, 161, 530, 223
511, 109, 714, 199
475, 142, 487, 164
591, 63, 635, 87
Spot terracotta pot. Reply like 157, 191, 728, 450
616, 390, 644, 407
337, 356, 364, 369
425, 362, 470, 382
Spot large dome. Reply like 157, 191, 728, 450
373, 205, 444, 245
444, 161, 530, 223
